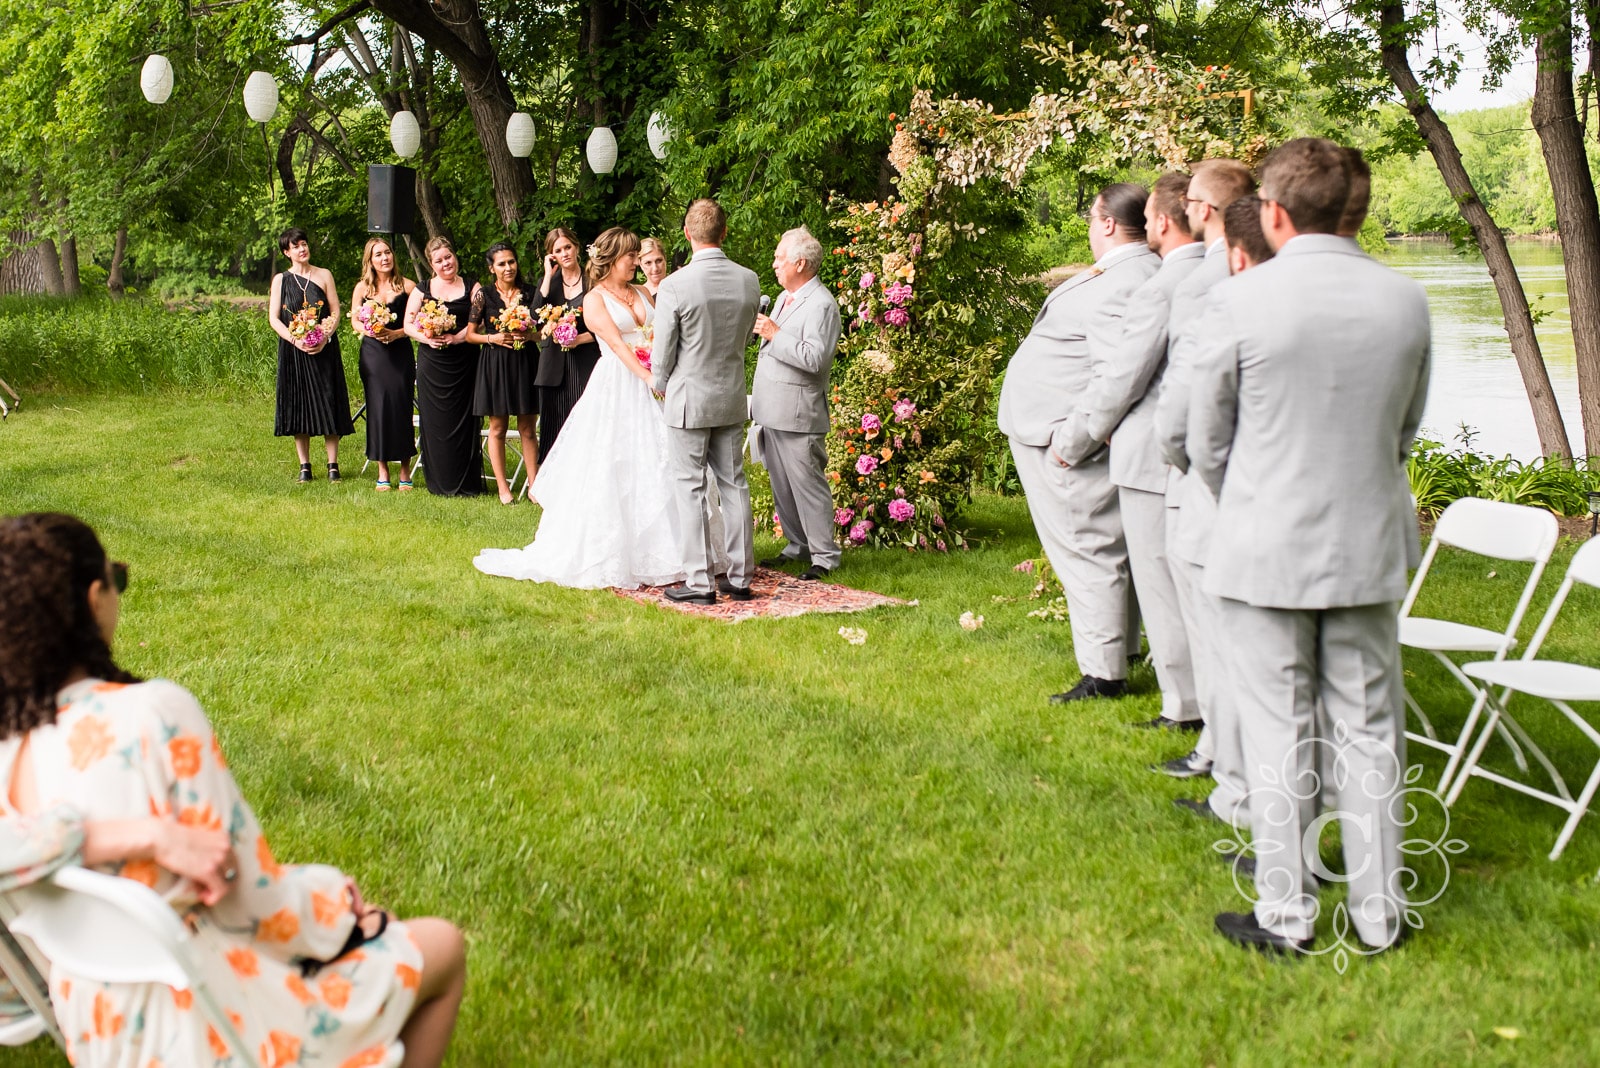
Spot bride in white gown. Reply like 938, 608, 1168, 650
474, 228, 725, 589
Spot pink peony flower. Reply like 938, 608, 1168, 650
861, 413, 881, 433
859, 272, 876, 289
893, 398, 916, 422
835, 507, 855, 526
936, 539, 948, 551
933, 514, 945, 528
1014, 559, 1035, 573
855, 455, 879, 475
552, 321, 578, 347
884, 307, 910, 328
848, 521, 874, 544
888, 499, 915, 522
884, 282, 913, 305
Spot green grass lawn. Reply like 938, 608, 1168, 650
7, 391, 1600, 1065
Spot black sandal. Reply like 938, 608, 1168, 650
297, 463, 313, 483
327, 462, 342, 483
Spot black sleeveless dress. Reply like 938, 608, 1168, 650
274, 273, 355, 438
472, 283, 541, 417
357, 288, 417, 463
414, 278, 483, 497
534, 278, 602, 462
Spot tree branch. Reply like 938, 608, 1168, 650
289, 0, 372, 47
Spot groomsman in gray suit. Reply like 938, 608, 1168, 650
999, 184, 1159, 703
751, 227, 843, 580
1051, 172, 1203, 731
652, 199, 762, 604
1190, 138, 1431, 955
1152, 159, 1257, 812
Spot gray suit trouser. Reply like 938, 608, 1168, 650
1217, 597, 1407, 947
1011, 440, 1138, 681
1167, 541, 1249, 826
667, 423, 754, 593
764, 428, 840, 570
1119, 487, 1197, 722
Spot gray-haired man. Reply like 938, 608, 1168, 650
751, 227, 844, 579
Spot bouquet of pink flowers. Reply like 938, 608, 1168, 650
494, 296, 535, 350
633, 322, 654, 371
416, 299, 456, 339
352, 298, 393, 339
537, 303, 579, 348
288, 301, 330, 349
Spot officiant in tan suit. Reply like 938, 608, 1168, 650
752, 227, 843, 580
1051, 172, 1204, 730
999, 184, 1159, 704
1189, 139, 1431, 956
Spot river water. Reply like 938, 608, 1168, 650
1383, 240, 1578, 459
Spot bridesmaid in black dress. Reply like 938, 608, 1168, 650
467, 243, 540, 505
269, 227, 354, 482
403, 237, 483, 497
534, 227, 600, 463
350, 237, 417, 491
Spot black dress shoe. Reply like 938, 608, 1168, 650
716, 579, 754, 601
665, 586, 716, 605
1216, 850, 1257, 879
327, 463, 342, 483
800, 564, 832, 581
1132, 715, 1203, 732
297, 463, 314, 483
1214, 912, 1312, 956
1173, 797, 1224, 823
1048, 676, 1127, 704
760, 555, 805, 568
1151, 750, 1214, 778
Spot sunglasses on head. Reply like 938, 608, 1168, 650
109, 561, 128, 594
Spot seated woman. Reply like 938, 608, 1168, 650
0, 513, 466, 1068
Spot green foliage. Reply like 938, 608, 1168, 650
1408, 430, 1596, 518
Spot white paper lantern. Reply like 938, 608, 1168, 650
389, 110, 421, 157
586, 126, 618, 174
140, 54, 173, 105
243, 70, 279, 123
505, 112, 535, 158
647, 112, 672, 160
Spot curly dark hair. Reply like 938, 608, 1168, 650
0, 514, 139, 739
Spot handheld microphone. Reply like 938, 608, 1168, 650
758, 294, 771, 316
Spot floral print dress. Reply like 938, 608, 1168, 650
0, 679, 422, 1068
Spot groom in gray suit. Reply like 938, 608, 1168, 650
751, 226, 844, 579
999, 183, 1159, 703
1190, 139, 1431, 955
652, 199, 762, 604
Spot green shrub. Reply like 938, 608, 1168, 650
1408, 430, 1595, 517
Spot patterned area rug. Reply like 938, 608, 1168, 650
613, 567, 908, 622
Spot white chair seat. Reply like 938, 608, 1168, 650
1400, 616, 1510, 653
1464, 660, 1600, 703
0, 1012, 44, 1046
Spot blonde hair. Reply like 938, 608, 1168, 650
684, 199, 727, 244
423, 236, 458, 276
639, 237, 667, 261
586, 227, 642, 286
358, 236, 401, 299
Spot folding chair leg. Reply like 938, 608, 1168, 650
1446, 694, 1505, 807
1437, 686, 1493, 795
1551, 760, 1600, 860
0, 926, 62, 1050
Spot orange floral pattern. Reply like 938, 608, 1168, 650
318, 973, 353, 1010
168, 735, 203, 778
340, 1048, 389, 1068
67, 715, 115, 770
256, 908, 301, 943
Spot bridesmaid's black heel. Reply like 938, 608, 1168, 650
327, 462, 342, 483
297, 463, 313, 483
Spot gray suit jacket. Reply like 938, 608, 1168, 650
751, 275, 842, 434
1154, 240, 1230, 477
1054, 241, 1205, 491
997, 243, 1161, 449
1189, 235, 1431, 609
652, 248, 762, 429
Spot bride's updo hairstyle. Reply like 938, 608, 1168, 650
586, 227, 641, 287
0, 513, 139, 738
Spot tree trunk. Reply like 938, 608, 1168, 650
1533, 11, 1600, 458
35, 238, 64, 296
59, 236, 81, 297
107, 227, 128, 297
0, 232, 45, 295
369, 0, 536, 228
1377, 1, 1575, 459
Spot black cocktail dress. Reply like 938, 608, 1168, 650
414, 278, 482, 496
534, 279, 602, 462
274, 273, 355, 438
357, 288, 417, 464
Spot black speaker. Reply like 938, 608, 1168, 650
367, 165, 416, 235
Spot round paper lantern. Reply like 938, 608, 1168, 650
389, 111, 421, 157
646, 112, 671, 160
505, 112, 535, 158
586, 126, 618, 175
140, 54, 173, 105
243, 71, 279, 123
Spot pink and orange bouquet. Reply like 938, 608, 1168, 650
352, 298, 393, 339
288, 301, 331, 349
416, 299, 457, 339
494, 297, 534, 349
537, 303, 579, 348
633, 322, 654, 371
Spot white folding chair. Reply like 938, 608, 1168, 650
1448, 539, 1600, 858
9, 866, 260, 1066
481, 427, 526, 492
0, 377, 18, 420
1398, 498, 1559, 793
0, 926, 55, 1048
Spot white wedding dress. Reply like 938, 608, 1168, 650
473, 289, 726, 589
